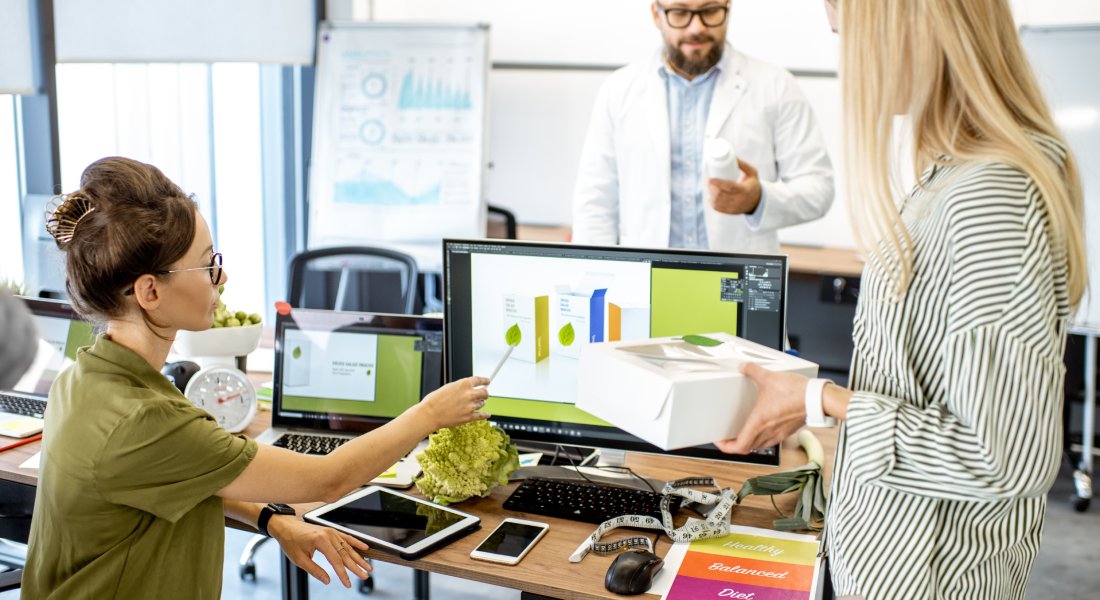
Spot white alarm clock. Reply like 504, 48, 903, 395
183, 366, 258, 433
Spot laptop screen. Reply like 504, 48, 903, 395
272, 309, 443, 433
12, 297, 97, 396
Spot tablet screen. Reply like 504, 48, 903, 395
319, 488, 466, 548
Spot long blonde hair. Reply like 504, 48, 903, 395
839, 0, 1087, 307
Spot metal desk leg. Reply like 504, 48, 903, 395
281, 554, 310, 600
1075, 334, 1096, 512
414, 569, 430, 600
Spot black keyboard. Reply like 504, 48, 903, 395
0, 392, 46, 419
272, 433, 349, 455
503, 476, 682, 524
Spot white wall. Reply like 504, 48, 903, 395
347, 0, 1099, 250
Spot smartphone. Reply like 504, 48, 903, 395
469, 518, 549, 565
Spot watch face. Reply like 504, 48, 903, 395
184, 367, 257, 432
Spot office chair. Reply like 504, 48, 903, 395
486, 204, 517, 240
0, 568, 20, 592
286, 246, 420, 315
240, 245, 422, 595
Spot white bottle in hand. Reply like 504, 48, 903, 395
704, 138, 742, 184
702, 138, 743, 248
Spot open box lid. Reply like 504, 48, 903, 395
604, 333, 804, 421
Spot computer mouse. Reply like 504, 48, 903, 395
604, 549, 664, 596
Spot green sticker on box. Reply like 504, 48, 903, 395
559, 322, 575, 346
682, 334, 722, 347
505, 324, 522, 346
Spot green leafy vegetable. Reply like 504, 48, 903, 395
682, 334, 723, 347
559, 322, 575, 346
292, 346, 302, 359
736, 430, 827, 531
415, 420, 520, 505
505, 323, 522, 347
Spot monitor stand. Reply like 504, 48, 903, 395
513, 443, 660, 491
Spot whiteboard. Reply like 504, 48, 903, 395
1021, 26, 1100, 327
308, 22, 489, 271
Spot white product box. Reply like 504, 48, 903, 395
553, 273, 612, 359
576, 332, 818, 450
503, 293, 549, 363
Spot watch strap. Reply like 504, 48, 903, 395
804, 378, 838, 428
258, 503, 295, 536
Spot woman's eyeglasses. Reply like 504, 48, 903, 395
123, 252, 223, 296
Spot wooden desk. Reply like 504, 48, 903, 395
0, 408, 836, 600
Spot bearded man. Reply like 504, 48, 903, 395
573, 1, 835, 254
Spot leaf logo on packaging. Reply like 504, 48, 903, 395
505, 324, 522, 347
559, 322, 576, 346
292, 346, 303, 359
682, 334, 723, 347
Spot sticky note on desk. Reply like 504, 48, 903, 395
518, 452, 543, 467
0, 418, 42, 438
377, 464, 398, 478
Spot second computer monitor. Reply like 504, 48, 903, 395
443, 239, 787, 466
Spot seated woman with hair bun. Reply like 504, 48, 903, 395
22, 156, 491, 599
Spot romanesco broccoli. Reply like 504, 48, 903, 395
415, 420, 519, 505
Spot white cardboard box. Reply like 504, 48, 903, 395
576, 332, 819, 450
553, 273, 611, 359
503, 293, 549, 363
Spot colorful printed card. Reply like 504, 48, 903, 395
651, 526, 823, 600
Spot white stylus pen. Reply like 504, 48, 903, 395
487, 344, 516, 383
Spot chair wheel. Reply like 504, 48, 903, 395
1071, 494, 1090, 513
239, 561, 257, 581
359, 576, 374, 594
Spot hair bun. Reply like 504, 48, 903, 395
45, 194, 96, 247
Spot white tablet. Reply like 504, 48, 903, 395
304, 486, 481, 559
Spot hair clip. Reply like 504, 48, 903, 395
45, 194, 96, 244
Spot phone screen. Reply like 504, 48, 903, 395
475, 521, 546, 558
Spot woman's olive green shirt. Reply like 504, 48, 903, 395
22, 334, 258, 599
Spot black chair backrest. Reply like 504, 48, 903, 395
286, 246, 419, 314
487, 205, 517, 240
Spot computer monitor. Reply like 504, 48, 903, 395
443, 239, 787, 466
11, 297, 97, 396
271, 309, 444, 434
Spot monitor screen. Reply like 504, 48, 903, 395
272, 309, 444, 433
12, 297, 97, 396
444, 240, 786, 465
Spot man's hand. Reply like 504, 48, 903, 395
269, 515, 372, 588
708, 159, 762, 215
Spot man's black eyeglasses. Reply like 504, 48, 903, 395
124, 252, 223, 296
657, 3, 730, 29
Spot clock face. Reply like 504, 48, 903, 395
184, 367, 257, 433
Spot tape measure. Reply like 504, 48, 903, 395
568, 477, 737, 562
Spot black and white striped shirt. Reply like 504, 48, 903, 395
827, 139, 1071, 599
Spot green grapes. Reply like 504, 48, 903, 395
212, 287, 262, 328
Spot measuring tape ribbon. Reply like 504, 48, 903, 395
568, 477, 737, 563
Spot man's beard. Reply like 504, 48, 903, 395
666, 35, 723, 77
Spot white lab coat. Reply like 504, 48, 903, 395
572, 45, 834, 254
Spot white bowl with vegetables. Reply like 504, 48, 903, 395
173, 291, 263, 358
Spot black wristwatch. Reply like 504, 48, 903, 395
257, 503, 296, 537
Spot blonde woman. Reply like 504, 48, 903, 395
717, 1, 1086, 598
